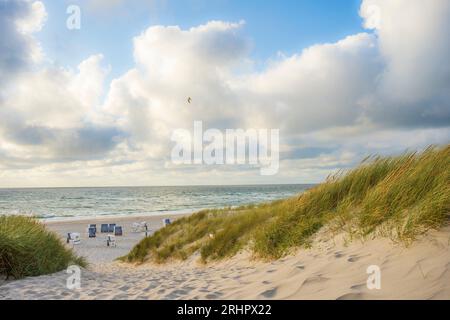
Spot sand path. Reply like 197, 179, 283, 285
1, 218, 450, 300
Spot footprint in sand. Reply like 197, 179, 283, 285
174, 289, 189, 295
337, 292, 370, 300
302, 275, 329, 286
112, 294, 130, 300
203, 292, 223, 299
350, 283, 366, 291
260, 288, 277, 298
347, 255, 360, 262
142, 286, 153, 292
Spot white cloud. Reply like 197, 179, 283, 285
2, 54, 108, 129
0, 4, 122, 168
103, 20, 251, 159
360, 0, 450, 127
0, 0, 47, 85
236, 33, 381, 133
15, 0, 47, 34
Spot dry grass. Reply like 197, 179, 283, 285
124, 145, 450, 264
0, 216, 86, 279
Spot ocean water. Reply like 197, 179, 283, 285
0, 185, 313, 221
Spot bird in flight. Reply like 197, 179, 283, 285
187, 97, 192, 104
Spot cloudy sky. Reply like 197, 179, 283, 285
0, 0, 449, 188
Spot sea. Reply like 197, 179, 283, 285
0, 184, 313, 221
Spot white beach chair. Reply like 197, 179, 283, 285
67, 232, 81, 245
132, 221, 148, 233
132, 222, 142, 233
106, 235, 116, 247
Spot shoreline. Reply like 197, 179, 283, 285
41, 209, 198, 225
0, 184, 310, 224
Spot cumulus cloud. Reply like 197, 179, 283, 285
15, 0, 46, 34
98, 0, 449, 185
2, 55, 107, 128
0, 0, 46, 85
103, 20, 251, 160
0, 53, 124, 163
237, 32, 382, 133
360, 0, 450, 128
0, 0, 449, 186
236, 0, 450, 133
0, 2, 123, 168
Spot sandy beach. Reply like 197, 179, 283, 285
1, 213, 450, 300
42, 213, 189, 263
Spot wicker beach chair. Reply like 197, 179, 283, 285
101, 224, 109, 233
114, 226, 123, 236
132, 222, 141, 233
88, 227, 96, 238
67, 232, 81, 245
132, 221, 148, 233
106, 235, 116, 247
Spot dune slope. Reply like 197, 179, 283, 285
125, 145, 450, 264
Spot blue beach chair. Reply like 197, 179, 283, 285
108, 223, 116, 233
88, 227, 96, 238
114, 226, 123, 236
101, 224, 109, 233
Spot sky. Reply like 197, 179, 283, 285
37, 0, 364, 81
0, 0, 449, 187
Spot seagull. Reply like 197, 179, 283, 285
187, 97, 192, 104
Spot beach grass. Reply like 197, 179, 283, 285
124, 145, 450, 264
0, 216, 86, 279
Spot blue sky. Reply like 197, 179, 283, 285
38, 0, 364, 80
1, 0, 449, 187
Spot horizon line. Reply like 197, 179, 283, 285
0, 182, 317, 190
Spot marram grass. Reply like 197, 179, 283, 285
124, 145, 450, 264
0, 216, 86, 279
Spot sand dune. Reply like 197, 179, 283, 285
1, 215, 449, 300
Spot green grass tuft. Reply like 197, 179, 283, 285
124, 145, 450, 264
0, 216, 86, 279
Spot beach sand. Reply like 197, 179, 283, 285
42, 214, 188, 263
1, 215, 450, 300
